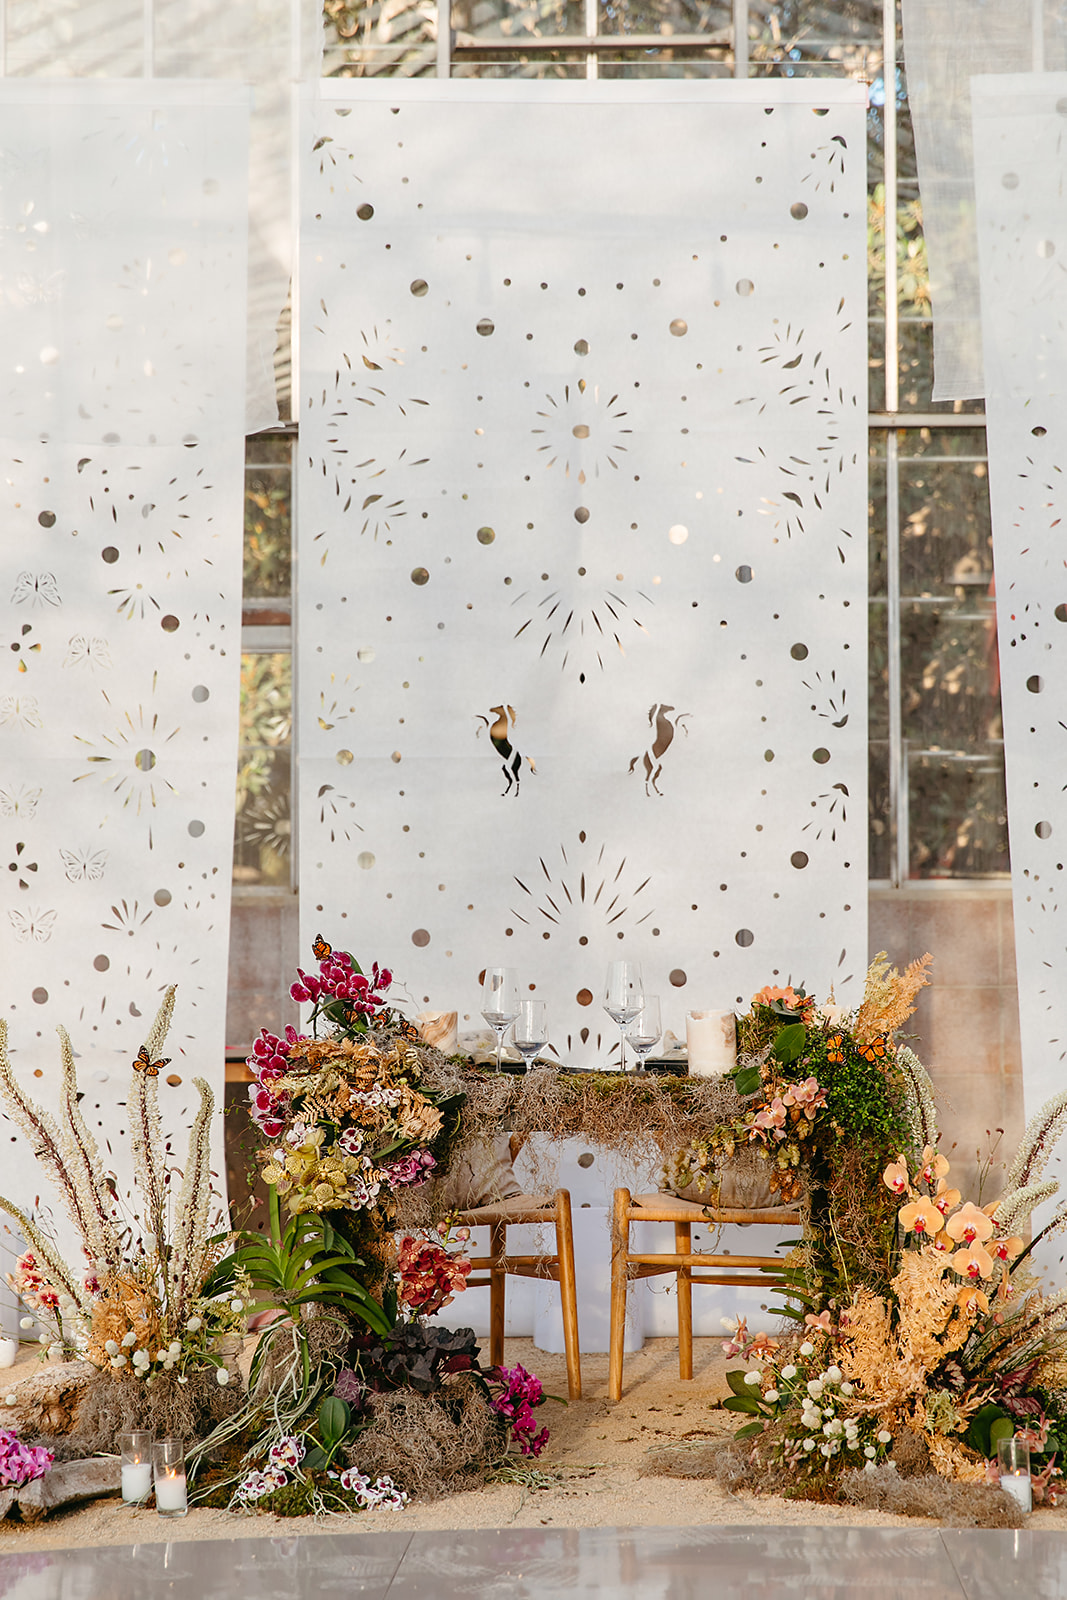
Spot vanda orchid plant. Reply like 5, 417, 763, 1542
0, 990, 243, 1385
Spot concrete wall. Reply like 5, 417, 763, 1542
227, 884, 1025, 1196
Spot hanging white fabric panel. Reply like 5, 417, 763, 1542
973, 73, 1067, 1250
2, 0, 325, 429
900, 0, 1066, 401
298, 81, 869, 1067
0, 82, 249, 1237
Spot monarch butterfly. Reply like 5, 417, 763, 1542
370, 1008, 419, 1042
859, 1037, 887, 1063
826, 1034, 845, 1064
133, 1045, 170, 1078
312, 933, 332, 962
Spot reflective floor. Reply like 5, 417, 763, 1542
0, 1523, 1062, 1599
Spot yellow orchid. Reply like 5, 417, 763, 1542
919, 1145, 949, 1184
955, 1283, 990, 1313
945, 1202, 995, 1247
989, 1234, 1025, 1264
882, 1157, 911, 1196
933, 1178, 962, 1215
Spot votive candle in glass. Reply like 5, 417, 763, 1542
118, 1430, 155, 1506
998, 1435, 1032, 1514
153, 1438, 188, 1518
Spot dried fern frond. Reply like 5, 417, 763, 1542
853, 952, 932, 1045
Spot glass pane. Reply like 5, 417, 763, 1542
868, 450, 886, 598
452, 0, 586, 40
897, 426, 986, 459
901, 602, 1001, 750
869, 600, 888, 738
324, 0, 438, 77
899, 457, 992, 598
868, 738, 891, 880
898, 320, 984, 414
749, 0, 881, 75
452, 53, 590, 75
598, 0, 733, 36
598, 54, 732, 75
244, 437, 292, 606
907, 747, 1008, 878
235, 654, 292, 888
868, 317, 886, 413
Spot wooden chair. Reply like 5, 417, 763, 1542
454, 1188, 582, 1400
608, 1188, 802, 1401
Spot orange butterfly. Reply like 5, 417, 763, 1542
133, 1045, 170, 1078
312, 933, 332, 962
859, 1037, 887, 1063
370, 1008, 418, 1042
826, 1034, 845, 1064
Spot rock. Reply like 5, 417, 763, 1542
0, 1361, 95, 1436
8, 1457, 120, 1524
0, 1488, 13, 1521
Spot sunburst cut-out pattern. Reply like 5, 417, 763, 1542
510, 832, 655, 942
511, 573, 653, 678
73, 680, 180, 832
531, 381, 631, 482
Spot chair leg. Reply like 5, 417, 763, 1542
488, 1220, 507, 1368
554, 1189, 582, 1401
608, 1187, 632, 1403
674, 1219, 693, 1380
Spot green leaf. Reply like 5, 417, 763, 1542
725, 1369, 759, 1399
301, 1444, 327, 1472
318, 1396, 351, 1448
734, 1066, 762, 1097
733, 1420, 765, 1439
722, 1394, 763, 1414
772, 1023, 807, 1064
989, 1415, 1015, 1451
965, 1403, 1013, 1458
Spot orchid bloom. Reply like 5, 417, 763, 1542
882, 1157, 910, 1196
919, 1145, 949, 1185
989, 1234, 1025, 1264
955, 1283, 990, 1314
805, 1310, 833, 1333
752, 1098, 788, 1139
898, 1196, 942, 1237
953, 1243, 995, 1280
932, 1229, 954, 1253
786, 1077, 826, 1119
933, 1179, 962, 1215
945, 1202, 995, 1247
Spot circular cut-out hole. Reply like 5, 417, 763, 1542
1027, 675, 1044, 693
1039, 240, 1056, 258
791, 850, 809, 869
576, 988, 593, 1006
574, 339, 589, 356
336, 749, 354, 766
574, 507, 590, 524
735, 928, 754, 948
411, 928, 430, 947
93, 954, 109, 972
1033, 426, 1048, 437
764, 749, 775, 762
790, 201, 808, 219
391, 751, 402, 763
102, 547, 119, 564
668, 524, 689, 545
735, 564, 753, 583
669, 969, 687, 987
572, 425, 590, 439
165, 1073, 182, 1087
153, 889, 171, 906
134, 749, 156, 772
476, 317, 495, 336
577, 1151, 595, 1168
38, 511, 55, 528
160, 615, 179, 632
191, 685, 209, 702
411, 567, 429, 585
790, 642, 809, 660
356, 203, 374, 221
736, 279, 754, 297
1002, 172, 1020, 189
813, 747, 831, 764
410, 279, 428, 297
357, 851, 376, 869
357, 646, 375, 662
1056, 604, 1067, 622
31, 987, 48, 1004
669, 319, 688, 337
1036, 821, 1052, 839
188, 819, 205, 837
477, 527, 495, 545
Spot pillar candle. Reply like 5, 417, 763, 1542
121, 1460, 153, 1503
686, 1010, 737, 1076
154, 1469, 187, 1515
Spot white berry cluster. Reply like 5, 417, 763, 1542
748, 1340, 894, 1479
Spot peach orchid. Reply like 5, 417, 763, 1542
882, 1157, 911, 1196
898, 1196, 942, 1237
945, 1202, 995, 1248
952, 1243, 995, 1280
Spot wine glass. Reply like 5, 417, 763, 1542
625, 995, 661, 1075
481, 966, 520, 1071
513, 999, 549, 1071
604, 960, 643, 1071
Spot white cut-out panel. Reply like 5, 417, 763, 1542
974, 74, 1067, 1270
0, 83, 249, 1249
299, 82, 868, 1067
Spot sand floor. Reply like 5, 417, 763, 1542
2, 1336, 1067, 1552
